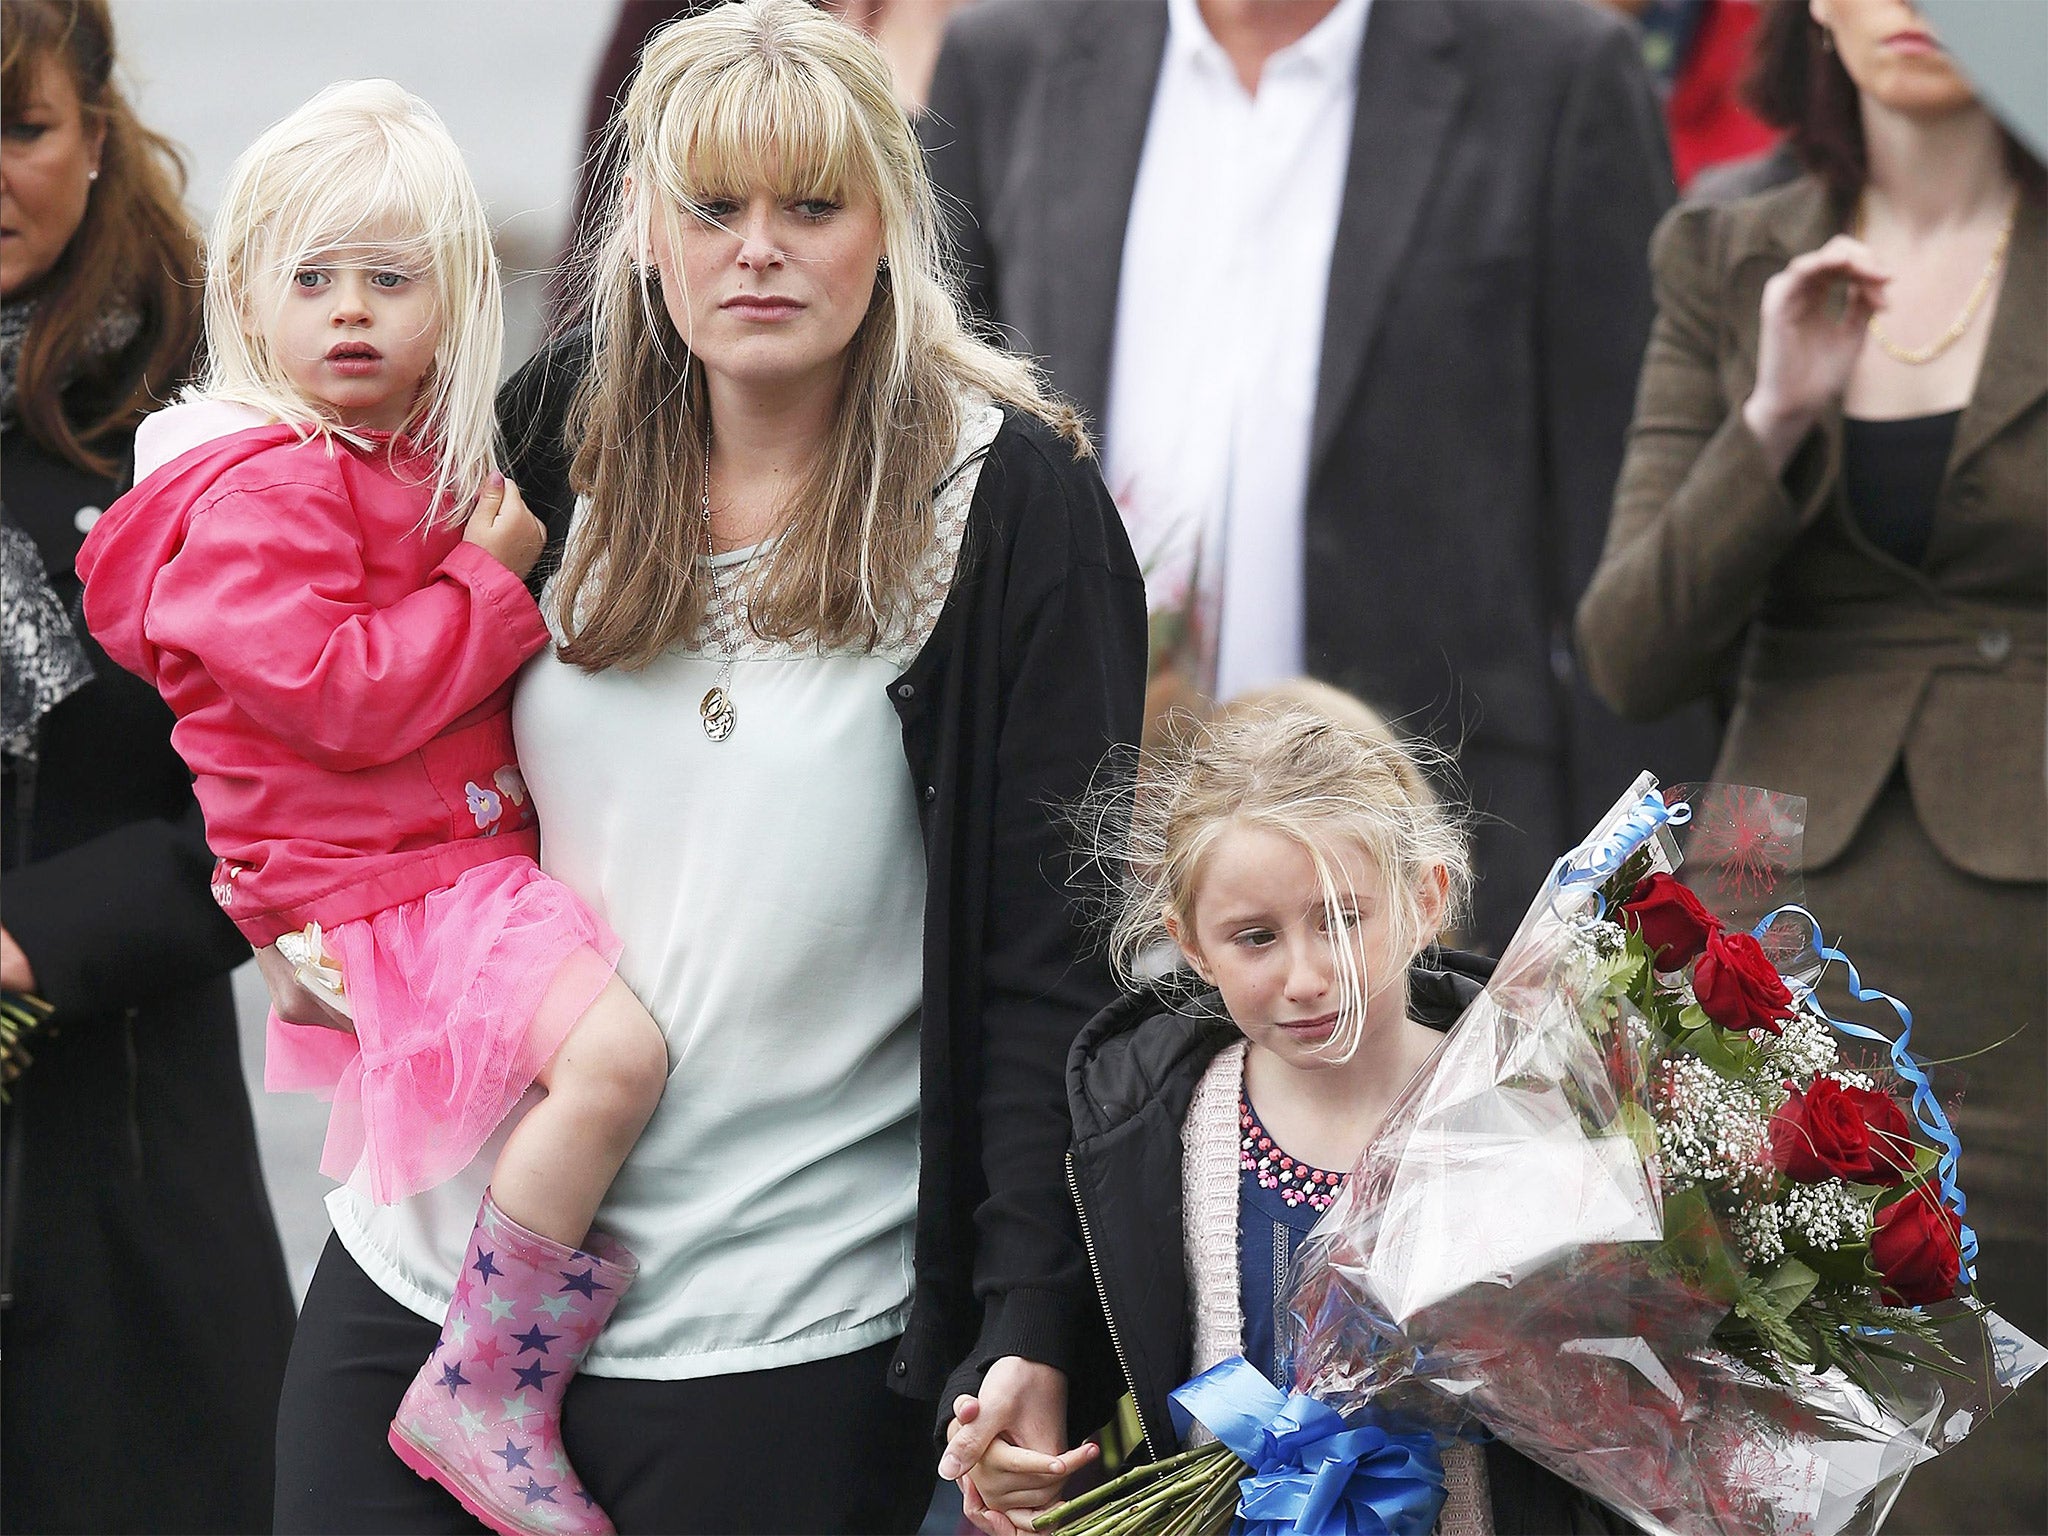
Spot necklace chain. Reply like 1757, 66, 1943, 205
1857, 194, 2019, 367
697, 422, 739, 741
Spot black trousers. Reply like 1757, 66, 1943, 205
275, 1237, 936, 1535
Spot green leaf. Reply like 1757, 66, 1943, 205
1678, 1017, 1762, 1082
1654, 1188, 1744, 1307
1753, 1257, 1821, 1322
1796, 1240, 1877, 1288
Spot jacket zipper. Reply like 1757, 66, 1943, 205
1066, 1149, 1158, 1462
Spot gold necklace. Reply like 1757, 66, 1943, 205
1858, 193, 2019, 366
697, 423, 738, 742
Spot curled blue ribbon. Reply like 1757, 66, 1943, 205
1549, 788, 1691, 921
1758, 904, 1978, 1285
1168, 1357, 1445, 1536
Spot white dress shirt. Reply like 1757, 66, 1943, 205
1103, 0, 1369, 701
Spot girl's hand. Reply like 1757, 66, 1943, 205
254, 942, 355, 1033
941, 1362, 1098, 1536
463, 472, 545, 580
1, 927, 35, 992
956, 1439, 1090, 1533
1743, 235, 1890, 472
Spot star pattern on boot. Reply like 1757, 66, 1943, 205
512, 1323, 559, 1355
513, 1360, 560, 1391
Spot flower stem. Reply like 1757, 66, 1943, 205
1026, 1445, 1220, 1531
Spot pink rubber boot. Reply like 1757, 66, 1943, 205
388, 1190, 636, 1536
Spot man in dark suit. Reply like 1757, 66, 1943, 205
922, 0, 1718, 949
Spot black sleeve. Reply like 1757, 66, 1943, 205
497, 327, 593, 594
946, 429, 1148, 1397
919, 19, 998, 326
5, 796, 249, 1021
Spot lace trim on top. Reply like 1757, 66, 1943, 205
549, 398, 1004, 667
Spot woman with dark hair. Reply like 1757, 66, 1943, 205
0, 2, 296, 1529
1576, 2, 2043, 1530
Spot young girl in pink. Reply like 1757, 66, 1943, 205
77, 81, 666, 1536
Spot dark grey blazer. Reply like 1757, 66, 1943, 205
922, 0, 1720, 946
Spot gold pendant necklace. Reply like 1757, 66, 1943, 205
699, 424, 738, 742
1859, 193, 2019, 367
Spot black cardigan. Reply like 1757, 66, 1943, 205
1064, 954, 1634, 1535
496, 336, 1148, 1416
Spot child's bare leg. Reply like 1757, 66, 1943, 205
490, 973, 667, 1248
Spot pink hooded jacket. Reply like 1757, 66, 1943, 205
76, 407, 551, 945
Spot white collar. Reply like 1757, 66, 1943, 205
1163, 0, 1373, 89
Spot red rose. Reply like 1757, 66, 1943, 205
1692, 930, 1795, 1035
1768, 1077, 1916, 1185
1620, 874, 1721, 970
1871, 1186, 1962, 1306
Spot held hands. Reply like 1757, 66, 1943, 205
463, 471, 545, 581
939, 1357, 1099, 1535
1, 927, 34, 992
254, 941, 355, 1034
1743, 234, 1891, 472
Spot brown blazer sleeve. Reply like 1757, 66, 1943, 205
1574, 203, 1836, 720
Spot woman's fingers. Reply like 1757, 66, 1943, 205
1773, 243, 1891, 319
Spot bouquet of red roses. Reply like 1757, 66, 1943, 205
1277, 775, 2044, 1536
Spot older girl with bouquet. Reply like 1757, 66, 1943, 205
945, 707, 1624, 1535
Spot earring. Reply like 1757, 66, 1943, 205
87, 168, 99, 182
1819, 26, 1835, 53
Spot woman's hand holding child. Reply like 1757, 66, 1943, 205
462, 471, 545, 580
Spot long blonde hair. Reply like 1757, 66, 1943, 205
195, 79, 502, 522
1088, 707, 1473, 1061
556, 0, 1082, 673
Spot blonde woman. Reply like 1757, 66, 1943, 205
267, 4, 1145, 1532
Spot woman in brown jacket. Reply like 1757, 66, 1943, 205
1575, 2, 2044, 1530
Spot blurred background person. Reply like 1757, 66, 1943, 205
920, 0, 1719, 953
1601, 0, 1783, 191
1575, 0, 2044, 1528
0, 2, 295, 1531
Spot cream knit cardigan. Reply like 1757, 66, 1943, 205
1179, 1041, 1492, 1536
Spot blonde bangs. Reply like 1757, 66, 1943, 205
656, 58, 878, 216
197, 79, 503, 526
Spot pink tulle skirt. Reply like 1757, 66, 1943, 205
265, 857, 622, 1204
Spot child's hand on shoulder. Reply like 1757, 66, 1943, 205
464, 471, 545, 580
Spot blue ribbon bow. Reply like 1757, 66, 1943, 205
1169, 1357, 1446, 1536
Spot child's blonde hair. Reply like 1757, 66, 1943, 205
196, 79, 501, 522
1094, 706, 1472, 1060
